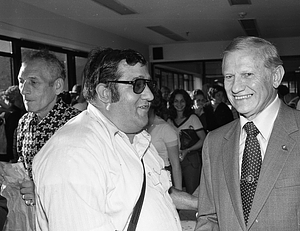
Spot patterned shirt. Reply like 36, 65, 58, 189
17, 97, 80, 179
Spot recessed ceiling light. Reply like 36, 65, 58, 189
228, 0, 251, 5
147, 26, 187, 42
92, 0, 136, 15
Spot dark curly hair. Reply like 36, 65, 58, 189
168, 89, 194, 120
82, 48, 147, 103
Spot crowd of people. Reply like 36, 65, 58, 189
0, 36, 299, 230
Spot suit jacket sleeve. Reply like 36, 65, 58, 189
195, 133, 220, 231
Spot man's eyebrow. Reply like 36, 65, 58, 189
27, 76, 40, 79
132, 76, 150, 80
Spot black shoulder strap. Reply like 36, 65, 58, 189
127, 158, 146, 231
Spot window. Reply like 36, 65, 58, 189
153, 66, 194, 92
0, 40, 12, 54
75, 56, 88, 86
0, 36, 89, 94
0, 39, 13, 91
204, 61, 223, 85
0, 56, 13, 91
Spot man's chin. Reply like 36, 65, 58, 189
137, 117, 148, 130
236, 108, 254, 118
26, 106, 38, 113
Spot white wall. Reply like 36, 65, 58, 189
150, 37, 300, 62
0, 0, 148, 56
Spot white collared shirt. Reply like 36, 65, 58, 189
33, 104, 181, 231
238, 96, 280, 177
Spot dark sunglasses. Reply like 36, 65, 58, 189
107, 78, 154, 94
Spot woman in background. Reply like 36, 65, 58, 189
192, 89, 208, 133
168, 89, 206, 194
146, 89, 182, 190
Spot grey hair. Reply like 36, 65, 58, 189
222, 36, 283, 70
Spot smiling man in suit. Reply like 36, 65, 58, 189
195, 36, 300, 230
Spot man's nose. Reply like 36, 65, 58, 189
142, 84, 154, 101
19, 80, 30, 95
231, 76, 244, 93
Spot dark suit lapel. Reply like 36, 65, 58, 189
223, 120, 246, 230
247, 103, 298, 228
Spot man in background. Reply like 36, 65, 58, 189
16, 49, 79, 206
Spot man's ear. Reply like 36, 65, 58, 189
95, 83, 111, 103
54, 78, 64, 95
272, 65, 285, 88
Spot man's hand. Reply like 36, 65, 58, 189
169, 187, 198, 210
20, 180, 35, 206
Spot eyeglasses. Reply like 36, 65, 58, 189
107, 78, 154, 94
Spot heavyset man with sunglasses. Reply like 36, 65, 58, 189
32, 48, 189, 231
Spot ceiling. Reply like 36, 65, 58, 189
17, 0, 300, 46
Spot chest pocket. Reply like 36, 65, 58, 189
147, 166, 171, 192
275, 177, 300, 188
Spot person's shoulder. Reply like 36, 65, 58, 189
18, 112, 32, 127
35, 115, 108, 162
33, 139, 102, 186
160, 120, 177, 134
287, 104, 300, 121
153, 117, 175, 133
208, 118, 238, 136
188, 113, 202, 126
54, 110, 112, 146
189, 113, 200, 120
280, 100, 300, 117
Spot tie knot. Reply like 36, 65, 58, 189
243, 122, 259, 137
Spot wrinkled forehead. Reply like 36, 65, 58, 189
225, 47, 264, 62
222, 48, 265, 69
20, 59, 49, 72
117, 60, 149, 78
19, 60, 53, 81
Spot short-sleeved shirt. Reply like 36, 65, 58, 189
148, 115, 178, 166
168, 114, 203, 149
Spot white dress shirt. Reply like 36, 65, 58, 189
33, 104, 182, 231
239, 96, 280, 177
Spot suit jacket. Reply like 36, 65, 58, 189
195, 102, 300, 231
